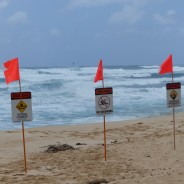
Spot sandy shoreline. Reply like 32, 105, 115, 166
1, 113, 184, 183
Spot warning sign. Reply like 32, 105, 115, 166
95, 87, 113, 114
11, 92, 32, 122
16, 100, 27, 113
166, 82, 181, 108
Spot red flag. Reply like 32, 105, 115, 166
94, 59, 104, 83
4, 58, 20, 84
159, 54, 173, 75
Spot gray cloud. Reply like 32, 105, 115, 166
7, 11, 29, 25
154, 10, 176, 25
109, 5, 144, 24
0, 0, 9, 10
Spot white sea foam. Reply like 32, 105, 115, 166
0, 65, 183, 130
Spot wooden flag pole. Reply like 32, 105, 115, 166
172, 72, 176, 150
19, 80, 27, 173
103, 113, 107, 161
173, 105, 176, 150
22, 121, 27, 173
102, 79, 107, 161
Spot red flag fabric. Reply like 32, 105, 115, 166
4, 58, 20, 84
94, 59, 104, 83
159, 54, 173, 75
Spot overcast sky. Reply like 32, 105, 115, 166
0, 0, 184, 67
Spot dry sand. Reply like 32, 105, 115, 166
1, 113, 184, 184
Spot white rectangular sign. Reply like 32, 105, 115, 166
11, 92, 32, 122
95, 87, 113, 114
166, 82, 181, 108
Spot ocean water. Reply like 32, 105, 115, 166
0, 65, 184, 130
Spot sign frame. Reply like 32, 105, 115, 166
166, 82, 181, 108
11, 92, 32, 122
95, 87, 113, 114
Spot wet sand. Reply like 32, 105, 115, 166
1, 113, 184, 184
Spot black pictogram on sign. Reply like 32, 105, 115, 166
170, 90, 178, 100
98, 96, 110, 109
16, 100, 27, 113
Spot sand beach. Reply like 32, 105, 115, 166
1, 113, 184, 184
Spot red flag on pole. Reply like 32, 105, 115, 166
94, 59, 104, 83
159, 54, 173, 75
3, 57, 20, 84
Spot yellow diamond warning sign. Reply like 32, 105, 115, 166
16, 100, 27, 113
11, 92, 32, 122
